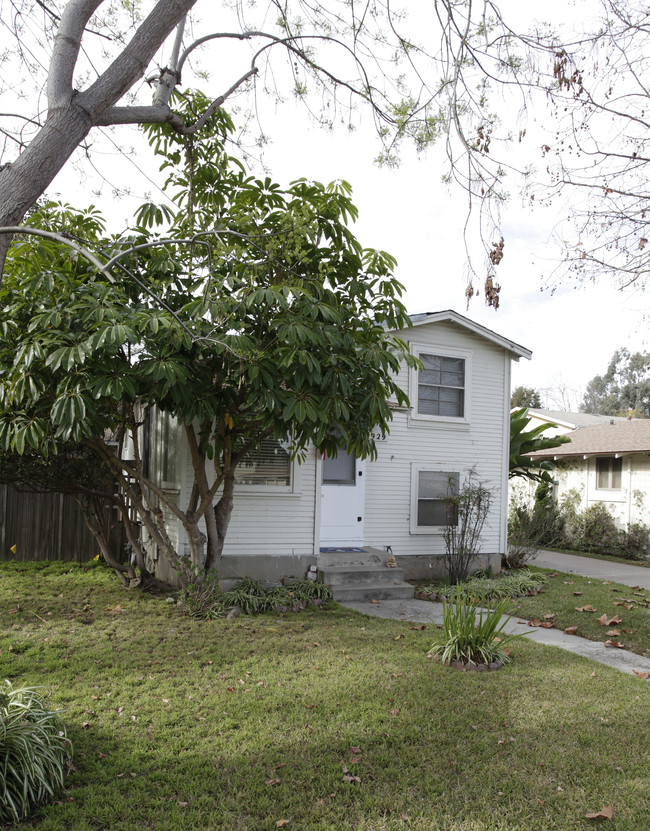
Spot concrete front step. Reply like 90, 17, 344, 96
329, 582, 415, 602
318, 546, 387, 569
319, 565, 408, 586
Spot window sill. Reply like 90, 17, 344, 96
408, 413, 471, 430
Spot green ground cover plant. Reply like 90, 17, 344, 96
416, 570, 547, 603
509, 568, 650, 658
1, 561, 650, 830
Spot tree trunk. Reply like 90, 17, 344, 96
205, 471, 236, 572
0, 105, 94, 271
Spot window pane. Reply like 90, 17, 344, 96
418, 353, 465, 418
235, 438, 291, 486
417, 471, 459, 526
596, 457, 622, 490
160, 413, 177, 484
322, 449, 356, 485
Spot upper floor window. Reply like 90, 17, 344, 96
411, 343, 471, 423
596, 457, 622, 490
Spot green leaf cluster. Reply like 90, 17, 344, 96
509, 408, 571, 484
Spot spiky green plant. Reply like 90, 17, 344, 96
0, 682, 71, 823
428, 593, 526, 666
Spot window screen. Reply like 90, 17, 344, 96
418, 354, 465, 417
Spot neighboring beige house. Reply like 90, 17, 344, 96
522, 412, 650, 530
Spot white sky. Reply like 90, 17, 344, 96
20, 0, 650, 410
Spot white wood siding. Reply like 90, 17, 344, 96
363, 321, 510, 558
175, 439, 319, 562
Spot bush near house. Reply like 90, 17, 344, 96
509, 495, 650, 561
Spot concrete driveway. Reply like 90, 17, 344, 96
531, 549, 650, 590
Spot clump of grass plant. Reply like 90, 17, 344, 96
428, 593, 526, 667
0, 681, 71, 823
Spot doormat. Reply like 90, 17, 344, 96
320, 547, 367, 553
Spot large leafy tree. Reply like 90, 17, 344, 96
510, 386, 542, 410
0, 104, 414, 585
581, 349, 650, 418
3, 1, 650, 298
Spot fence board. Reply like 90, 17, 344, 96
0, 484, 124, 563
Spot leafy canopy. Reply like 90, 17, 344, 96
509, 409, 571, 485
0, 98, 416, 576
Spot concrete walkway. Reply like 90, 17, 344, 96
532, 548, 650, 590
340, 555, 650, 677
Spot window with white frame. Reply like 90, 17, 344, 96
411, 345, 471, 421
596, 457, 622, 490
411, 468, 459, 533
234, 437, 291, 487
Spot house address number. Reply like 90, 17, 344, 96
369, 431, 388, 442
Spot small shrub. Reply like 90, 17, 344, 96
0, 682, 71, 823
427, 594, 525, 666
574, 503, 619, 554
444, 471, 492, 583
180, 569, 221, 619
616, 523, 650, 561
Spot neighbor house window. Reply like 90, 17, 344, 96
411, 345, 471, 421
235, 438, 291, 486
411, 468, 459, 532
596, 457, 622, 490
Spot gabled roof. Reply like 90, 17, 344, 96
407, 310, 532, 361
528, 419, 650, 459
526, 409, 628, 430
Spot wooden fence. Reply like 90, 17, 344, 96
0, 484, 124, 563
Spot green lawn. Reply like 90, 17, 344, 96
2, 561, 650, 831
509, 568, 650, 658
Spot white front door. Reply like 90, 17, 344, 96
319, 449, 366, 546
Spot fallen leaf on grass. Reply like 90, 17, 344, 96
585, 806, 613, 820
633, 670, 650, 679
573, 591, 583, 596
543, 613, 556, 620
605, 629, 620, 636
177, 801, 188, 808
276, 820, 290, 827
266, 779, 282, 786
604, 640, 625, 649
390, 708, 400, 716
342, 774, 361, 783
409, 624, 426, 630
349, 746, 362, 754
597, 614, 623, 626
564, 626, 578, 635
575, 605, 596, 612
